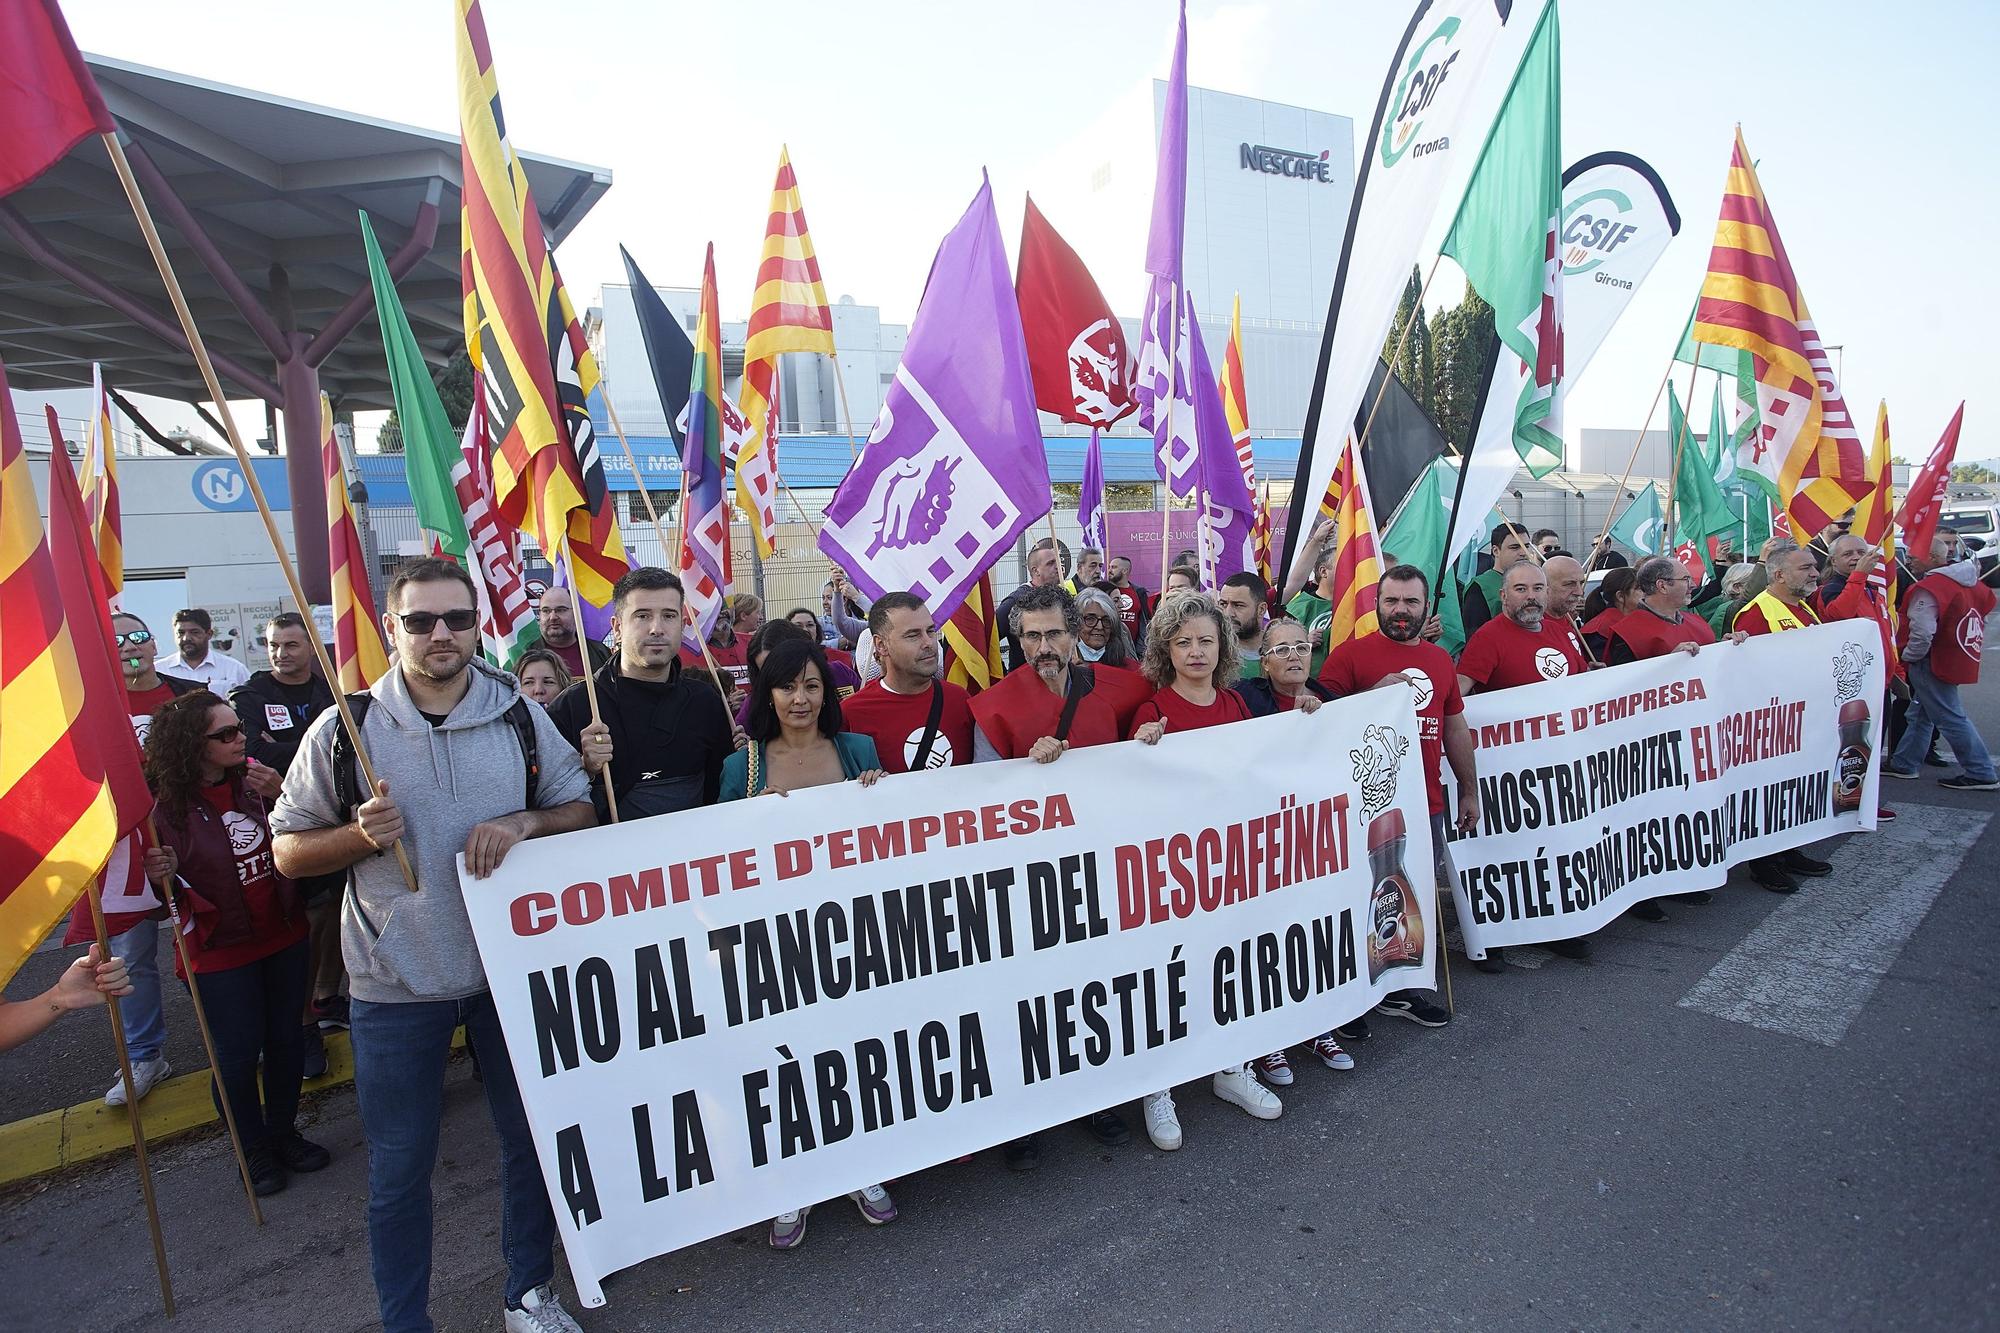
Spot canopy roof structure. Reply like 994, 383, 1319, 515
0, 53, 610, 595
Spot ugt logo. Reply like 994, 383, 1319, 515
1379, 17, 1462, 169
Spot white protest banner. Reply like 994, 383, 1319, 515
461, 689, 1434, 1306
1444, 622, 1884, 955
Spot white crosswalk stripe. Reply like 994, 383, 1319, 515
1677, 803, 1987, 1047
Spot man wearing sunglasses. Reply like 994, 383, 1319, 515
270, 556, 596, 1333
113, 611, 202, 744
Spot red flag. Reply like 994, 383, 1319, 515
0, 0, 115, 196
1893, 403, 1964, 561
1015, 195, 1135, 427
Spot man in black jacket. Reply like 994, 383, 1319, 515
549, 567, 734, 821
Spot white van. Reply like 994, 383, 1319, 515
1943, 498, 1998, 553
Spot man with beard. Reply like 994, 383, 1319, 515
1063, 547, 1104, 596
1454, 561, 1593, 963
841, 592, 976, 774
534, 586, 610, 681
1216, 572, 1269, 678
1105, 555, 1151, 645
271, 557, 595, 1332
1461, 523, 1539, 636
552, 567, 736, 821
967, 583, 1144, 1160
1319, 566, 1475, 1019
998, 539, 1064, 670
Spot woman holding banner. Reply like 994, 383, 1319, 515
718, 638, 895, 1248
1126, 592, 1286, 1143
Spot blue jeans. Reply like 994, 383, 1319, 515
109, 922, 166, 1063
1892, 658, 1996, 781
350, 992, 555, 1333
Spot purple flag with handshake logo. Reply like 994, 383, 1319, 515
819, 175, 1051, 623
1185, 306, 1255, 586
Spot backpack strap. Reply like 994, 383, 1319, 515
910, 682, 947, 771
503, 696, 541, 808
1055, 666, 1093, 743
331, 692, 374, 824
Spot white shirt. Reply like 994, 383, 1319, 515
157, 649, 252, 693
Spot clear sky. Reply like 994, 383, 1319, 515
56, 0, 2000, 464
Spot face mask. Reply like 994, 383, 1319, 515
1076, 641, 1105, 662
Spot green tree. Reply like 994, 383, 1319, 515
1381, 266, 1434, 417
375, 346, 474, 454
1950, 461, 1997, 484
1427, 289, 1495, 451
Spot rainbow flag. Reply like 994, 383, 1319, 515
1319, 435, 1381, 645
79, 362, 122, 602
1692, 129, 1868, 535
680, 244, 731, 643
738, 147, 834, 557
943, 573, 1005, 695
322, 396, 388, 690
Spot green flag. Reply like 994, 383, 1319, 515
1609, 483, 1664, 556
362, 212, 469, 561
1672, 298, 1741, 374
1439, 2, 1563, 478
1669, 383, 1736, 569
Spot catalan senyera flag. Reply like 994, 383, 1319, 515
1692, 129, 1868, 535
1, 353, 150, 987
78, 363, 122, 601
456, 0, 588, 571
1218, 295, 1270, 580
322, 396, 388, 691
1852, 402, 1900, 651
545, 255, 631, 603
942, 573, 1005, 695
680, 244, 732, 643
738, 147, 835, 557
1318, 434, 1381, 645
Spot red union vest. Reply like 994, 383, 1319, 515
1905, 573, 1994, 685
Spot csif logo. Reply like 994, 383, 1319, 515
1379, 16, 1463, 169
1560, 188, 1642, 279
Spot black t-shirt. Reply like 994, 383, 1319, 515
418, 709, 450, 728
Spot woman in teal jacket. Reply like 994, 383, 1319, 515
719, 638, 893, 1247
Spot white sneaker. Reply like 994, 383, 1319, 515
1212, 1064, 1283, 1120
504, 1285, 582, 1333
1255, 1050, 1295, 1086
1141, 1090, 1182, 1150
104, 1056, 171, 1108
847, 1182, 898, 1225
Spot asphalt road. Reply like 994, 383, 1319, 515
5, 680, 1997, 1333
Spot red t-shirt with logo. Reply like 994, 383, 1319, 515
1127, 685, 1252, 736
1319, 634, 1463, 815
178, 783, 306, 976
840, 680, 976, 775
682, 637, 750, 691
126, 680, 177, 745
1108, 586, 1145, 641
1457, 615, 1587, 693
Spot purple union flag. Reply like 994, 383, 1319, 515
818, 175, 1050, 623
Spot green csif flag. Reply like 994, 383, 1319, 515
1668, 382, 1737, 570
1610, 482, 1664, 557
1440, 1, 1564, 478
362, 212, 469, 561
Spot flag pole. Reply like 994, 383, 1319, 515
96, 130, 419, 895
556, 532, 620, 824
161, 875, 264, 1227
827, 353, 862, 466
1660, 361, 1703, 554
1589, 352, 1684, 563
83, 876, 174, 1317
1158, 295, 1184, 592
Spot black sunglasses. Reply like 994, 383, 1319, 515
206, 724, 245, 744
394, 608, 480, 634
115, 628, 153, 648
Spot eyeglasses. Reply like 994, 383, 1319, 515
394, 608, 479, 634
1079, 614, 1112, 628
115, 629, 153, 648
206, 724, 245, 744
1263, 642, 1311, 658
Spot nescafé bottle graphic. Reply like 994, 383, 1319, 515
1833, 698, 1871, 814
1366, 806, 1425, 983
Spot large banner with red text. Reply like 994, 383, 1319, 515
1444, 622, 1885, 956
460, 688, 1433, 1305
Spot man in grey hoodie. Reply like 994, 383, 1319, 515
271, 557, 595, 1333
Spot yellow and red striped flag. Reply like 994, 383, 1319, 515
942, 572, 1005, 695
1692, 129, 1868, 535
1, 354, 150, 987
1316, 434, 1381, 645
322, 396, 388, 691
1218, 294, 1271, 579
78, 362, 122, 602
456, 0, 589, 575
738, 147, 835, 557
1851, 401, 1900, 656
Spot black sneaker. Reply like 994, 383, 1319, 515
1084, 1110, 1130, 1147
275, 1132, 331, 1173
1631, 900, 1668, 922
1781, 850, 1832, 877
1003, 1136, 1040, 1172
246, 1144, 288, 1197
1375, 993, 1451, 1027
1669, 890, 1712, 905
1939, 774, 2000, 791
1547, 937, 1591, 960
1751, 860, 1798, 893
1925, 746, 1949, 768
301, 1025, 327, 1081
1332, 1014, 1371, 1041
312, 996, 350, 1031
1472, 948, 1507, 974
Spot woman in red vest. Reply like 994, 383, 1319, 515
1579, 566, 1638, 662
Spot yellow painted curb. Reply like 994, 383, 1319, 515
0, 1029, 465, 1187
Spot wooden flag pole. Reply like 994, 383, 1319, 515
96, 131, 418, 895
83, 879, 174, 1317
1660, 360, 1704, 555
1353, 254, 1443, 457
557, 532, 619, 824
827, 353, 863, 465
1590, 352, 1685, 563
159, 872, 264, 1226
1158, 294, 1185, 593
